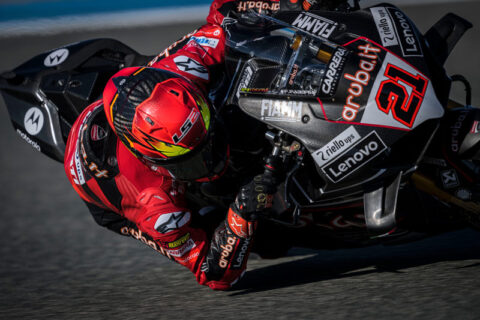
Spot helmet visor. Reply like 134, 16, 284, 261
143, 120, 228, 181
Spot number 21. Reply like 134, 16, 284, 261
375, 64, 428, 128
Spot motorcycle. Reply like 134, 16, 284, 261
1, 2, 478, 254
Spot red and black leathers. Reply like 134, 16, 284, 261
64, 0, 285, 290
64, 0, 348, 290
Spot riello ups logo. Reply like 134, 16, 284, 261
322, 131, 387, 183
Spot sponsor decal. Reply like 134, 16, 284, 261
120, 227, 173, 260
292, 12, 338, 39
241, 88, 269, 94
237, 65, 254, 98
422, 156, 447, 167
441, 169, 460, 189
361, 52, 442, 130
73, 148, 86, 185
312, 126, 361, 167
80, 126, 109, 179
374, 64, 428, 128
322, 131, 387, 183
279, 89, 317, 96
173, 56, 209, 80
237, 1, 280, 13
90, 125, 107, 141
321, 47, 348, 96
16, 128, 41, 152
471, 120, 480, 134
228, 211, 253, 239
289, 64, 299, 85
456, 188, 472, 200
154, 211, 191, 234
172, 109, 200, 144
44, 48, 69, 67
87, 162, 109, 178
370, 7, 399, 47
177, 251, 200, 264
387, 7, 423, 57
342, 43, 381, 122
232, 239, 250, 269
166, 239, 196, 258
451, 109, 469, 153
24, 107, 44, 136
189, 36, 219, 49
219, 236, 236, 268
260, 99, 303, 122
164, 233, 191, 249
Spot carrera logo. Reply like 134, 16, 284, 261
388, 8, 423, 57
321, 47, 348, 96
371, 7, 399, 47
342, 43, 381, 122
261, 100, 303, 122
322, 131, 387, 183
292, 12, 338, 39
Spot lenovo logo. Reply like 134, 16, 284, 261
322, 131, 387, 183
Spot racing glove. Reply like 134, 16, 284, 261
227, 174, 277, 239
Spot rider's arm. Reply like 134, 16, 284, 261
129, 185, 256, 290
148, 23, 226, 92
148, 0, 284, 92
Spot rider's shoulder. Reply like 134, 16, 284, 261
76, 101, 119, 181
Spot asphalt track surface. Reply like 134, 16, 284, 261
1, 2, 480, 319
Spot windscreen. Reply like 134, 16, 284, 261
224, 13, 344, 100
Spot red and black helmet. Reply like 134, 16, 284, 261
103, 67, 228, 181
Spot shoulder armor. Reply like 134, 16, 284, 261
79, 104, 119, 180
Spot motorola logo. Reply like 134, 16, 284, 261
24, 107, 44, 136
44, 48, 69, 67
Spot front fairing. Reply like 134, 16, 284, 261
224, 6, 448, 202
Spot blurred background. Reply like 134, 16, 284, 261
0, 1, 479, 319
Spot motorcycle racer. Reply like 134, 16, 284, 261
64, 0, 347, 290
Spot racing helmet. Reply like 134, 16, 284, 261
103, 67, 228, 181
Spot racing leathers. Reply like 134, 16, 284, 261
64, 0, 282, 290
64, 0, 347, 290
